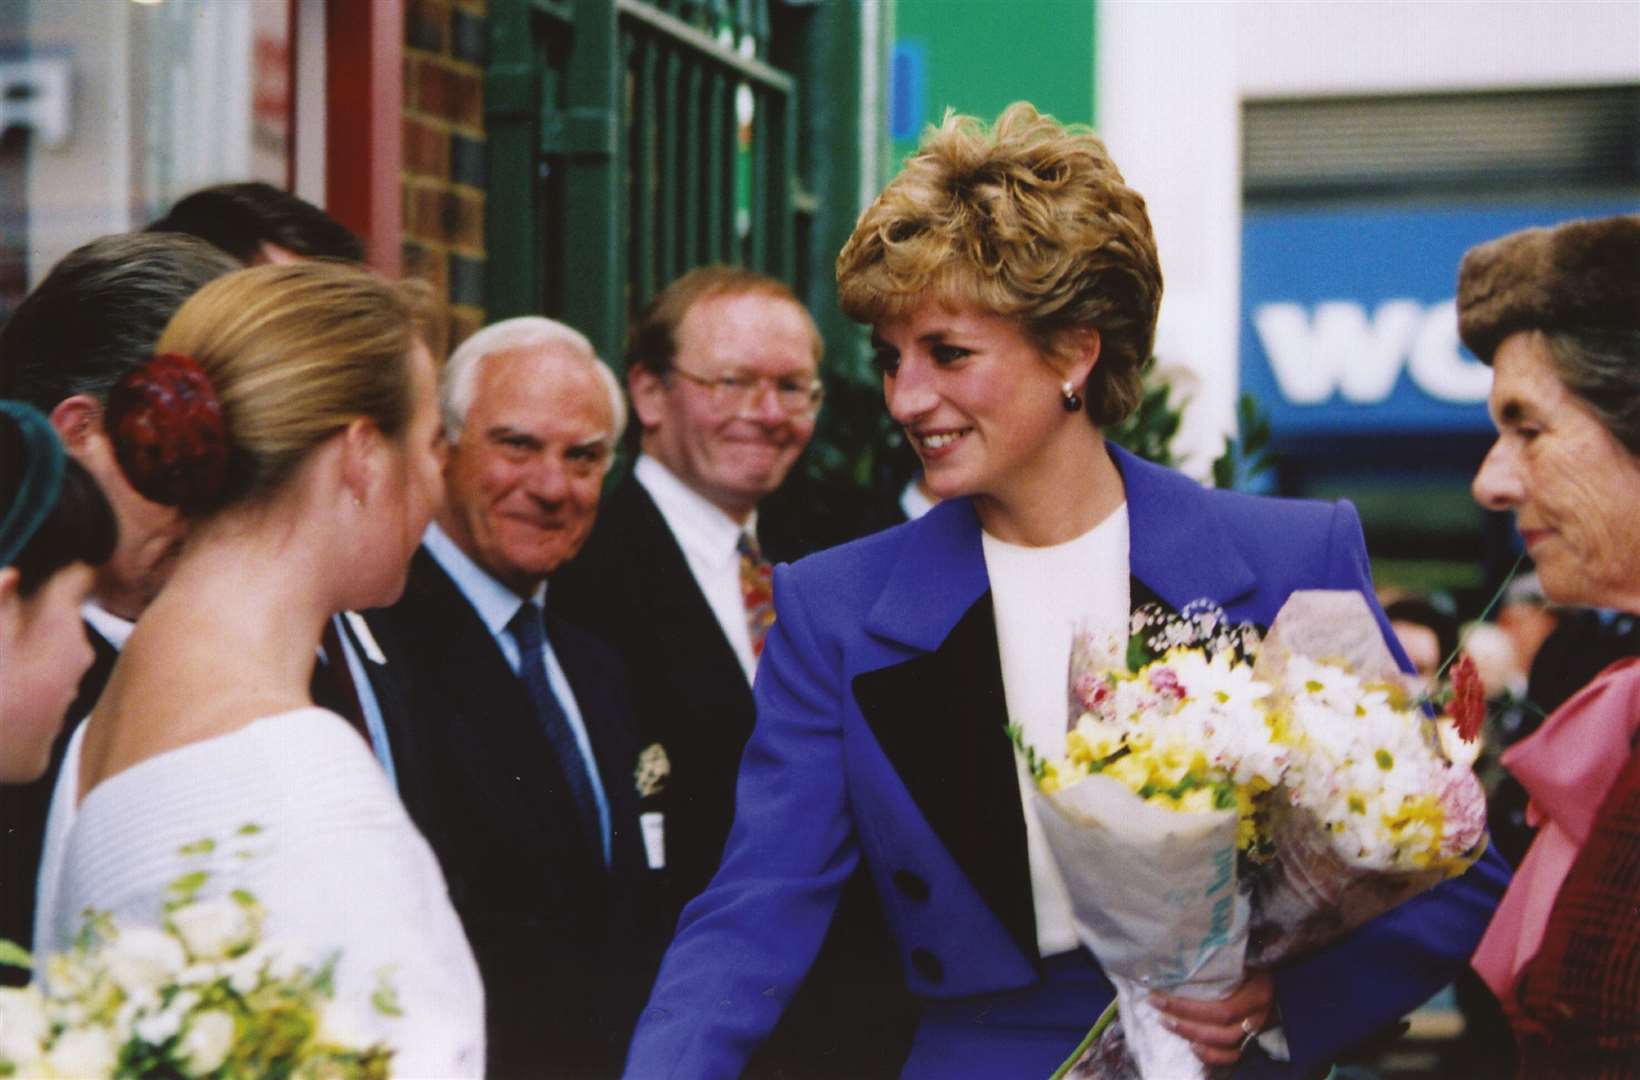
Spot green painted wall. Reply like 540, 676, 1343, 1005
890, 0, 1097, 164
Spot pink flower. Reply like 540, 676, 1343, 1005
1073, 675, 1112, 714
1149, 667, 1185, 700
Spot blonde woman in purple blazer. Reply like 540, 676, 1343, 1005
626, 104, 1509, 1079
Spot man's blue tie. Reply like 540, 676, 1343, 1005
507, 602, 609, 865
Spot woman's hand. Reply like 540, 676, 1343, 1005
1149, 968, 1276, 1067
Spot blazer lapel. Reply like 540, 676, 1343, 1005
1115, 444, 1257, 614
852, 501, 1039, 962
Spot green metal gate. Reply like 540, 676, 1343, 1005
485, 0, 836, 366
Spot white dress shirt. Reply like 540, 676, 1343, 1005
80, 601, 134, 651
634, 454, 760, 685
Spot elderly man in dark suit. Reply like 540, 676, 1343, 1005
368, 317, 662, 1079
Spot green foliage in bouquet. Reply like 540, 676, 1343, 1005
0, 828, 396, 1080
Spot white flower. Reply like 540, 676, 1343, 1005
227, 951, 265, 994
45, 1026, 117, 1078
179, 1009, 235, 1074
169, 896, 256, 961
634, 743, 671, 798
103, 925, 187, 996
177, 961, 224, 986
256, 936, 317, 982
0, 985, 49, 1069
133, 1002, 185, 1045
43, 950, 97, 1000
1436, 716, 1482, 769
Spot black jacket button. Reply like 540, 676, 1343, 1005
893, 869, 930, 901
910, 947, 943, 983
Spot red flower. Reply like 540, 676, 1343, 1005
1445, 653, 1485, 743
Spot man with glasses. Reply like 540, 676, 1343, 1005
553, 266, 824, 920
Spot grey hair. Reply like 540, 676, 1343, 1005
1543, 326, 1640, 457
441, 316, 628, 445
0, 233, 239, 409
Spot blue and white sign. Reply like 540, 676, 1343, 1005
1240, 200, 1638, 441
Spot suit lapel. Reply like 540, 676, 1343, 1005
620, 483, 753, 717
398, 551, 592, 857
548, 613, 645, 876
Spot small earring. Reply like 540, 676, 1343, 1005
1061, 381, 1082, 413
353, 495, 364, 509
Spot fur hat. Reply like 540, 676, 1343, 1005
1456, 214, 1640, 363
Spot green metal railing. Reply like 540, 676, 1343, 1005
485, 0, 806, 367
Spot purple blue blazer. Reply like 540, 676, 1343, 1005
625, 445, 1509, 1079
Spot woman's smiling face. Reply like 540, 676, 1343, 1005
872, 304, 1086, 510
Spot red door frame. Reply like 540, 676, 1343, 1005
324, 0, 403, 275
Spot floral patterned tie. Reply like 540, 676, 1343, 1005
737, 531, 775, 659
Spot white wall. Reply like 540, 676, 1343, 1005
1097, 0, 1640, 475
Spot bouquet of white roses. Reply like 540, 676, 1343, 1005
0, 828, 397, 1079
1022, 591, 1487, 1080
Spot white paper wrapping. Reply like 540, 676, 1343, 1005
1033, 774, 1248, 1080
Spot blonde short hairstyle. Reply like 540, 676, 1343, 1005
154, 261, 433, 510
836, 102, 1162, 427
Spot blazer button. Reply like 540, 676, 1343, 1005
893, 869, 930, 902
910, 947, 944, 983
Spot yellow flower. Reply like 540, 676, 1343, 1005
1066, 724, 1121, 766
1105, 753, 1151, 794
1175, 787, 1219, 814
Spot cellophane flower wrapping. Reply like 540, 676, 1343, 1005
1030, 591, 1489, 1079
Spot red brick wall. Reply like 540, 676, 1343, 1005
402, 0, 487, 355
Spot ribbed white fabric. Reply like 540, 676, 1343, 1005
982, 506, 1131, 959
36, 710, 484, 1078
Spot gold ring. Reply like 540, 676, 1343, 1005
1241, 1017, 1256, 1037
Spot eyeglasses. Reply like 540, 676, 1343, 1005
667, 366, 825, 418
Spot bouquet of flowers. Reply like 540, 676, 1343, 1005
1017, 591, 1487, 1080
0, 828, 397, 1079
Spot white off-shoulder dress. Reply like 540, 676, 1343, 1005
35, 708, 485, 1078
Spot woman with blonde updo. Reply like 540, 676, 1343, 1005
33, 262, 484, 1075
625, 104, 1508, 1078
